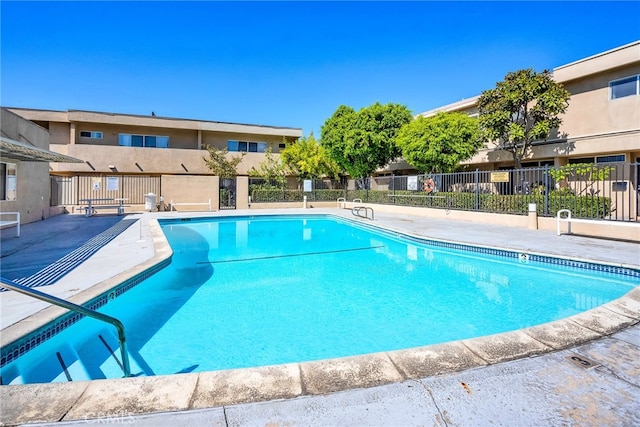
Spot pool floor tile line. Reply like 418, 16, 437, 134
3, 219, 137, 290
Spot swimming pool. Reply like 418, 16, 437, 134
1, 214, 638, 385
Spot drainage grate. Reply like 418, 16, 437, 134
6, 219, 138, 289
567, 353, 600, 369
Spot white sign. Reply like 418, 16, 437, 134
107, 176, 119, 191
92, 177, 101, 191
407, 176, 418, 191
303, 180, 312, 192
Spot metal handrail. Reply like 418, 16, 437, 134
0, 277, 131, 378
352, 206, 374, 220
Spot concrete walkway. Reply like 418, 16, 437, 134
1, 209, 639, 426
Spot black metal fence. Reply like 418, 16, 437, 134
249, 178, 348, 203
249, 163, 639, 221
51, 164, 639, 221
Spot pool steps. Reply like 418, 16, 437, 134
0, 277, 133, 381
2, 327, 136, 385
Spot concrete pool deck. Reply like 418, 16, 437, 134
1, 209, 639, 426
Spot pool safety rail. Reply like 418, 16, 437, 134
0, 277, 131, 378
352, 206, 374, 220
556, 209, 640, 236
337, 197, 366, 210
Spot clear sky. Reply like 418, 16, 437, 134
1, 1, 639, 137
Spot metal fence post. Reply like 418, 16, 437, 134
366, 177, 370, 203
392, 174, 396, 205
474, 169, 479, 211
544, 164, 550, 215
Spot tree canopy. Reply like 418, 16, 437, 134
202, 146, 245, 177
280, 133, 341, 180
396, 112, 482, 173
321, 102, 413, 178
477, 68, 570, 169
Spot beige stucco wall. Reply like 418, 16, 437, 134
0, 109, 53, 224
161, 175, 220, 211
236, 176, 249, 209
559, 64, 640, 142
48, 122, 72, 145
48, 144, 282, 176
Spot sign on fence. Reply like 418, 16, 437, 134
490, 172, 510, 183
107, 176, 119, 191
92, 177, 101, 191
407, 176, 418, 191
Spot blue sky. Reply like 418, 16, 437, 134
1, 1, 639, 137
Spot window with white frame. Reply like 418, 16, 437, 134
0, 162, 17, 201
79, 131, 103, 139
118, 134, 169, 148
610, 75, 639, 99
227, 140, 268, 153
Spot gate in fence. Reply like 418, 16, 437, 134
219, 177, 236, 210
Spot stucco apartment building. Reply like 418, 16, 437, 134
383, 40, 640, 175
1, 107, 302, 216
5, 108, 302, 177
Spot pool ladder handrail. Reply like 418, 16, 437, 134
352, 205, 374, 220
0, 277, 131, 378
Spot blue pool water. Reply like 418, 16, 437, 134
1, 215, 637, 384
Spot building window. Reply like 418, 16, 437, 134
227, 140, 268, 152
568, 157, 594, 164
0, 162, 17, 201
610, 75, 639, 99
596, 154, 625, 163
79, 131, 103, 139
118, 134, 169, 148
567, 154, 625, 165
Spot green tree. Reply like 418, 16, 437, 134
321, 102, 413, 179
203, 146, 245, 177
478, 68, 570, 169
248, 146, 288, 186
280, 133, 341, 180
548, 163, 614, 196
396, 112, 482, 173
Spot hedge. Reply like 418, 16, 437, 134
249, 188, 612, 219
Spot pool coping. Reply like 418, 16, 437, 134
1, 212, 639, 425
